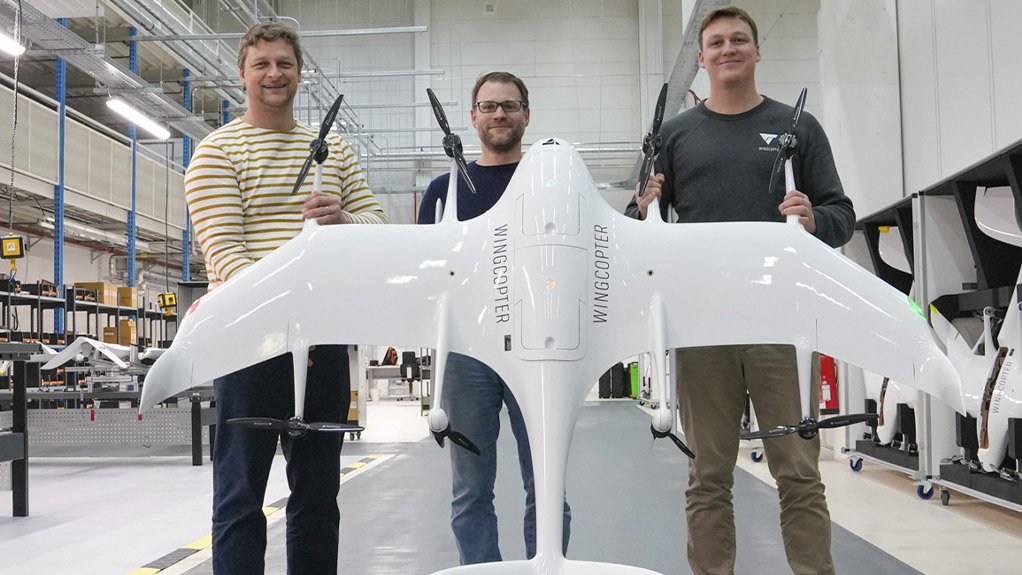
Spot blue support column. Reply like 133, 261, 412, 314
127, 27, 138, 288
222, 100, 231, 125
54, 18, 67, 334
181, 69, 192, 281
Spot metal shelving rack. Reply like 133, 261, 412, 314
844, 137, 1022, 510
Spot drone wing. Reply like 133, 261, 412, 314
585, 205, 964, 415
140, 220, 472, 410
43, 337, 130, 370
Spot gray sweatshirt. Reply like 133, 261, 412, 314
625, 96, 855, 248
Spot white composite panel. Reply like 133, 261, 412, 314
899, 0, 1022, 195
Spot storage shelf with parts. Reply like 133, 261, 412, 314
0, 342, 44, 517
63, 286, 173, 348
917, 138, 1022, 510
848, 136, 1022, 511
844, 195, 926, 482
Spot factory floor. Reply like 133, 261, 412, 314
2, 398, 1022, 575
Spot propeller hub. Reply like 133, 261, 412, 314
796, 417, 818, 440
286, 416, 309, 439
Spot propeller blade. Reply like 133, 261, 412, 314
668, 432, 696, 459
292, 152, 315, 195
816, 413, 879, 430
454, 150, 478, 195
426, 88, 451, 136
291, 94, 345, 195
306, 421, 366, 432
790, 87, 807, 132
636, 154, 656, 199
449, 430, 482, 455
228, 417, 287, 430
650, 424, 695, 459
650, 82, 668, 137
320, 94, 345, 141
740, 425, 799, 440
636, 83, 669, 199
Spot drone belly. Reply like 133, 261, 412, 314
508, 143, 593, 362
513, 244, 587, 361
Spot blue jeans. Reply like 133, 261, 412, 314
211, 345, 349, 575
443, 352, 571, 564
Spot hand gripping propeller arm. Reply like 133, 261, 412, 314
637, 83, 668, 224
426, 294, 480, 455
427, 88, 476, 196
772, 87, 806, 225
742, 88, 878, 441
292, 93, 345, 195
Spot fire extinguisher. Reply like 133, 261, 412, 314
819, 354, 839, 414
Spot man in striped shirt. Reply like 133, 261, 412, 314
184, 21, 386, 575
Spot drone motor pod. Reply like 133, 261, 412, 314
650, 293, 673, 434
426, 293, 452, 441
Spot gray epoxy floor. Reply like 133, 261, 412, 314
184, 402, 918, 575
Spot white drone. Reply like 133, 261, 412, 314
141, 88, 959, 574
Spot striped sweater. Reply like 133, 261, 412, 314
185, 119, 387, 287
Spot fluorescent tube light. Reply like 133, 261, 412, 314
0, 31, 25, 56
39, 217, 152, 251
106, 98, 171, 140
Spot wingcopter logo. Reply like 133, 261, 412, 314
759, 133, 779, 152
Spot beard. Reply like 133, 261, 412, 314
480, 122, 525, 154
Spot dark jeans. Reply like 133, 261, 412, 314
212, 345, 350, 575
443, 352, 571, 564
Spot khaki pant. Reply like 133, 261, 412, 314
676, 345, 834, 575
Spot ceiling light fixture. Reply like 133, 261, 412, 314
0, 31, 25, 56
39, 217, 152, 252
106, 98, 171, 140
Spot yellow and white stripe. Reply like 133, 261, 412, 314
185, 119, 387, 287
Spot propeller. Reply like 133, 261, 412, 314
636, 82, 669, 200
291, 93, 345, 195
740, 413, 878, 441
432, 423, 481, 455
228, 415, 365, 439
769, 87, 808, 186
426, 87, 477, 195
650, 424, 695, 459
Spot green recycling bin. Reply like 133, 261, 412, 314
629, 361, 639, 399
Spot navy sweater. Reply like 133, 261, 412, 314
416, 161, 519, 224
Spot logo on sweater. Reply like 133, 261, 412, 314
758, 133, 780, 152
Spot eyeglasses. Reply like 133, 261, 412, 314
473, 100, 527, 113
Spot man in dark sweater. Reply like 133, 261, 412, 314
625, 7, 853, 575
417, 71, 571, 564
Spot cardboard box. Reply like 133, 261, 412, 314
347, 390, 359, 423
117, 286, 138, 308
102, 326, 117, 344
118, 319, 137, 346
74, 281, 117, 305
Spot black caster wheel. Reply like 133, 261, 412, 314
916, 484, 934, 500
751, 451, 764, 463
849, 458, 863, 472
940, 489, 950, 506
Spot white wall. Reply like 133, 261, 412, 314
686, 0, 823, 120
818, 0, 903, 219
898, 0, 1022, 195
